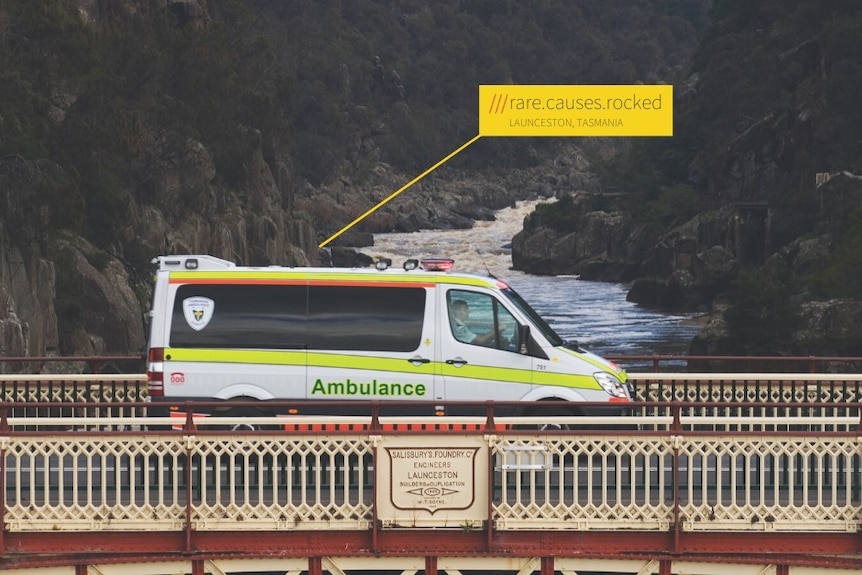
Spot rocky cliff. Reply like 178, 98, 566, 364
0, 141, 317, 371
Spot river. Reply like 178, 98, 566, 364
355, 199, 702, 361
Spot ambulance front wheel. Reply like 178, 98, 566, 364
528, 403, 581, 431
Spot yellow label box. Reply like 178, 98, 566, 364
479, 84, 673, 137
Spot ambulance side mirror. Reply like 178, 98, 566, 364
518, 324, 530, 355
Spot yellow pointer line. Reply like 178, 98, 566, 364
318, 133, 483, 248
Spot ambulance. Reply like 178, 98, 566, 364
145, 255, 630, 420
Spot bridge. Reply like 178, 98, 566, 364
2, 363, 862, 574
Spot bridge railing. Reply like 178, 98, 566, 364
0, 374, 149, 428
2, 402, 861, 536
2, 354, 862, 375
5, 373, 862, 427
607, 354, 862, 373
0, 355, 146, 375
633, 373, 862, 431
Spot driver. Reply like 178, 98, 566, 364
450, 299, 504, 347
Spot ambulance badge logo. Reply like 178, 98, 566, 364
183, 297, 214, 331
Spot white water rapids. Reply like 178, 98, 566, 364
355, 199, 701, 359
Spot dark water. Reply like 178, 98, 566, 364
504, 272, 702, 358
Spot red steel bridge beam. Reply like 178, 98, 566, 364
3, 530, 862, 571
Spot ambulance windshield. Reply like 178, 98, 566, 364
500, 287, 565, 347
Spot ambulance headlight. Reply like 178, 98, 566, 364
593, 372, 629, 399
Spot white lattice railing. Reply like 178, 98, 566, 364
3, 412, 861, 534
633, 373, 862, 404
0, 374, 149, 428
0, 374, 148, 402
2, 430, 375, 532
490, 431, 862, 532
6, 373, 862, 419
5, 373, 862, 420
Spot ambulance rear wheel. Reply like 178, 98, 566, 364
220, 402, 273, 431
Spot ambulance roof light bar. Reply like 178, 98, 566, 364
420, 258, 455, 272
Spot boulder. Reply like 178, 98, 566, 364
511, 194, 637, 281
795, 299, 862, 358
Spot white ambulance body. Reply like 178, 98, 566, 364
145, 255, 630, 415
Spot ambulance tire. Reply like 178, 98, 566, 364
220, 402, 274, 431
532, 404, 580, 431
521, 404, 579, 474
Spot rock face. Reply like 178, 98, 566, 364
51, 235, 146, 358
511, 194, 638, 281
626, 207, 741, 311
0, 0, 324, 371
0, 156, 64, 371
513, 197, 762, 311
512, 210, 637, 280
0, 139, 319, 371
795, 299, 862, 359
689, 297, 862, 368
0, 233, 58, 366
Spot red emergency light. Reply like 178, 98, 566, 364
420, 258, 455, 272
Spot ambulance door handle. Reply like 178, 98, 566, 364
446, 357, 467, 367
408, 356, 431, 366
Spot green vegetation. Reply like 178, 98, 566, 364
530, 195, 583, 234
809, 208, 862, 299
724, 269, 803, 355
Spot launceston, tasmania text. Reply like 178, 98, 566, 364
509, 117, 622, 128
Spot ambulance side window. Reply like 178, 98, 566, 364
170, 284, 307, 349
447, 290, 519, 352
308, 285, 425, 352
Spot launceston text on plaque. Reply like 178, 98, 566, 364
376, 435, 489, 528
